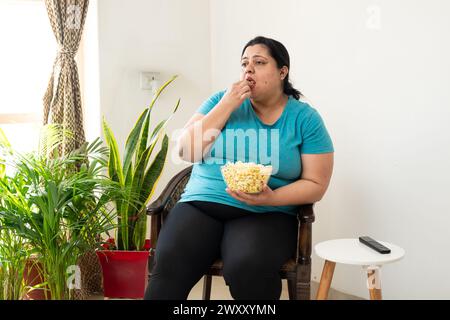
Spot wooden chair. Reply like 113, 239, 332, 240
146, 165, 315, 300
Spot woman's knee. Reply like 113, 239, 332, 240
223, 253, 275, 282
222, 254, 281, 299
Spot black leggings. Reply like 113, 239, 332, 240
144, 201, 298, 300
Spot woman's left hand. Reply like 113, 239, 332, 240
226, 184, 277, 206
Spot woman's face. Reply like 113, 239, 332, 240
240, 44, 287, 100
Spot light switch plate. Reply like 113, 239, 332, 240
140, 72, 160, 90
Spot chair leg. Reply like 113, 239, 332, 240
287, 277, 295, 300
202, 275, 212, 300
296, 264, 311, 300
297, 218, 313, 300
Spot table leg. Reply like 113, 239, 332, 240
366, 266, 382, 300
316, 260, 336, 300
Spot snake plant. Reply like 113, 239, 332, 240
102, 75, 180, 251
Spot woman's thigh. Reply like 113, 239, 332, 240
190, 200, 253, 221
152, 202, 223, 276
221, 212, 298, 274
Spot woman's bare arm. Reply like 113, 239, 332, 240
177, 81, 251, 162
270, 153, 334, 205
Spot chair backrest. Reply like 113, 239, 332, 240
160, 166, 192, 222
165, 176, 190, 211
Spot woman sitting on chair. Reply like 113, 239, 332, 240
144, 36, 334, 300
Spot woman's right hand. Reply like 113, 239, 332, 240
221, 80, 251, 111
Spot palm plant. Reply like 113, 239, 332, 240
0, 128, 29, 300
102, 75, 180, 251
0, 227, 29, 300
0, 127, 129, 299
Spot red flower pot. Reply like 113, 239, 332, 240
96, 250, 149, 299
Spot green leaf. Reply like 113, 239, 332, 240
102, 118, 124, 185
123, 109, 149, 179
148, 75, 178, 111
148, 99, 181, 147
132, 211, 147, 251
0, 127, 11, 149
141, 134, 169, 206
130, 146, 152, 206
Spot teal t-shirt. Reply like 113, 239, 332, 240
179, 90, 334, 215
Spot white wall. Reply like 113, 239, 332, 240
210, 0, 450, 299
83, 0, 101, 143
95, 0, 211, 207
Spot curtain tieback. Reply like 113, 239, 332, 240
58, 49, 76, 59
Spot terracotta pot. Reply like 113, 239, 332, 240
23, 258, 50, 300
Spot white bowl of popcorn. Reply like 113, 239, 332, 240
221, 161, 272, 194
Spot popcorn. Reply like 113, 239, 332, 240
221, 161, 272, 193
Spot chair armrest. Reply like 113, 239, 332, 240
146, 165, 193, 216
146, 199, 165, 216
297, 203, 315, 223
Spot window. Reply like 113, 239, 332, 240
0, 0, 84, 153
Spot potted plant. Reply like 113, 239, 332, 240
98, 75, 180, 298
0, 127, 126, 299
0, 132, 21, 299
0, 128, 33, 300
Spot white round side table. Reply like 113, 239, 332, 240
314, 238, 405, 300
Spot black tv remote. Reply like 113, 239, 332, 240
359, 236, 391, 254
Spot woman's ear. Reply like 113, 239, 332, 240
280, 66, 289, 80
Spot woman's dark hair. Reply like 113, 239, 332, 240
241, 36, 302, 100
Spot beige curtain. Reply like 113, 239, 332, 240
43, 0, 89, 155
